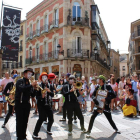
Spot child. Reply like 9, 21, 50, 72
0, 86, 3, 118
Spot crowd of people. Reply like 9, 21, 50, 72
0, 68, 139, 139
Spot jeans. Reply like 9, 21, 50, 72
133, 92, 139, 112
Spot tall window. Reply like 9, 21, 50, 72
20, 40, 23, 51
54, 38, 58, 58
29, 47, 32, 63
76, 37, 81, 53
54, 9, 58, 25
73, 2, 81, 21
122, 66, 125, 71
30, 24, 33, 38
138, 25, 140, 36
36, 44, 39, 60
45, 15, 48, 31
36, 20, 40, 36
44, 41, 48, 60
21, 25, 23, 35
20, 56, 22, 67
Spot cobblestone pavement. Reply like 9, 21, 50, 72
0, 101, 140, 140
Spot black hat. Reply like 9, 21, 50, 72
23, 68, 34, 76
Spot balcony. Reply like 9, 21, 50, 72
26, 32, 33, 40
131, 30, 140, 40
33, 29, 40, 38
40, 24, 49, 34
67, 16, 89, 27
90, 53, 110, 70
26, 50, 59, 65
67, 49, 89, 59
133, 48, 140, 56
49, 19, 59, 30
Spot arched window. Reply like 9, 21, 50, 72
73, 2, 81, 21
54, 9, 59, 26
36, 20, 40, 36
45, 15, 48, 31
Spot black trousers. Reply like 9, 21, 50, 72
4, 104, 13, 125
63, 102, 77, 120
33, 104, 54, 136
88, 110, 118, 133
15, 101, 31, 139
66, 102, 84, 132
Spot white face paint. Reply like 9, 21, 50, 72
42, 75, 48, 82
27, 72, 32, 79
69, 79, 74, 84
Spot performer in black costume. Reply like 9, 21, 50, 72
2, 74, 18, 128
15, 68, 36, 140
32, 72, 54, 139
63, 75, 86, 135
86, 75, 120, 138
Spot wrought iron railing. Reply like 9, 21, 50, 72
26, 32, 33, 39
33, 29, 40, 37
49, 19, 59, 29
67, 49, 89, 58
90, 53, 110, 70
67, 16, 89, 26
40, 24, 49, 34
26, 50, 59, 65
131, 30, 140, 40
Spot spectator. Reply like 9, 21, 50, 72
108, 74, 114, 84
88, 77, 96, 112
89, 74, 93, 85
1, 72, 13, 115
0, 86, 3, 118
126, 77, 132, 89
132, 74, 139, 112
137, 79, 140, 114
122, 89, 137, 117
109, 77, 118, 111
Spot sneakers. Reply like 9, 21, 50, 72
46, 131, 52, 135
32, 134, 41, 139
59, 118, 66, 121
68, 131, 72, 136
74, 120, 77, 123
115, 129, 121, 134
86, 132, 90, 138
2, 124, 5, 128
81, 128, 86, 133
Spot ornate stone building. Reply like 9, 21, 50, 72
25, 0, 111, 80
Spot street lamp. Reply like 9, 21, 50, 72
104, 58, 106, 63
57, 44, 64, 56
94, 47, 98, 60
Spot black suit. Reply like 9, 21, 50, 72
63, 84, 84, 132
33, 82, 54, 136
15, 77, 34, 140
88, 84, 118, 133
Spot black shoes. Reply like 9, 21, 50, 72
46, 131, 52, 135
2, 124, 5, 128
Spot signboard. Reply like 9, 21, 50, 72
1, 7, 21, 61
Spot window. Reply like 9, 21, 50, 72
36, 44, 39, 61
54, 38, 58, 58
73, 2, 81, 21
76, 37, 81, 53
21, 25, 23, 35
30, 24, 33, 38
36, 20, 40, 36
138, 25, 140, 36
54, 9, 58, 25
20, 56, 22, 67
123, 72, 125, 76
45, 15, 48, 31
44, 41, 48, 60
122, 66, 125, 71
20, 40, 23, 51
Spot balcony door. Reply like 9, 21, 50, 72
45, 15, 48, 32
76, 37, 81, 53
73, 2, 81, 22
36, 20, 40, 36
30, 24, 33, 38
29, 47, 32, 63
54, 9, 58, 26
44, 41, 48, 60
36, 44, 39, 62
138, 25, 140, 36
54, 38, 58, 59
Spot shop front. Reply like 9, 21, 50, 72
42, 67, 49, 74
52, 65, 59, 76
35, 68, 40, 80
73, 64, 82, 78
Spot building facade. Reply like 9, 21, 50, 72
129, 19, 140, 78
25, 0, 111, 80
120, 54, 129, 77
2, 20, 26, 77
110, 49, 120, 80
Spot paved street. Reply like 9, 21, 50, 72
0, 102, 140, 140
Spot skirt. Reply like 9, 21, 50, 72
122, 104, 137, 116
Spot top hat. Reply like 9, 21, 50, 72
23, 68, 34, 76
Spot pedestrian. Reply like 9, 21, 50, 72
0, 86, 3, 118
88, 77, 96, 112
15, 68, 36, 140
32, 72, 54, 139
63, 75, 86, 135
86, 75, 120, 138
137, 80, 140, 115
131, 74, 139, 112
1, 72, 13, 115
